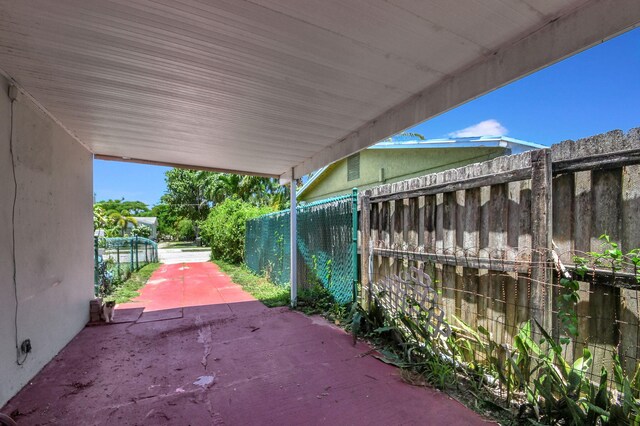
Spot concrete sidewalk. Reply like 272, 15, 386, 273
2, 262, 488, 425
157, 246, 211, 264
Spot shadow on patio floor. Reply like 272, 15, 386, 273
2, 262, 488, 425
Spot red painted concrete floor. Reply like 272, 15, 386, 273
2, 262, 490, 425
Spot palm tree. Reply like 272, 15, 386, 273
108, 210, 138, 236
380, 131, 426, 143
206, 174, 287, 208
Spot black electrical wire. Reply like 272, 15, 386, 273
9, 93, 27, 366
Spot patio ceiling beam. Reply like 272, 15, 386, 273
289, 0, 640, 181
96, 154, 279, 179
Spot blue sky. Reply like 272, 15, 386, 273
94, 27, 640, 207
94, 161, 170, 207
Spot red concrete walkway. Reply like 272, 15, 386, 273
126, 263, 256, 312
2, 262, 489, 425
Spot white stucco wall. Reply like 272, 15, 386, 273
0, 76, 93, 406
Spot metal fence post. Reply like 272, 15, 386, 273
94, 236, 99, 296
352, 188, 358, 303
360, 190, 371, 309
116, 246, 121, 280
145, 241, 148, 264
290, 171, 298, 308
135, 236, 139, 270
129, 238, 134, 272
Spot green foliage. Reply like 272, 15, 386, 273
380, 131, 426, 143
629, 249, 640, 284
160, 169, 289, 240
140, 203, 179, 240
214, 260, 290, 307
423, 356, 456, 390
107, 210, 138, 236
94, 204, 140, 237
161, 169, 212, 239
95, 257, 115, 298
206, 174, 289, 210
176, 218, 196, 241
95, 199, 150, 215
352, 299, 460, 390
215, 259, 348, 322
104, 226, 123, 238
451, 318, 514, 396
611, 355, 640, 425
105, 263, 161, 304
355, 299, 640, 425
297, 283, 336, 315
201, 198, 273, 264
513, 321, 611, 425
593, 234, 625, 273
296, 256, 343, 317
130, 224, 152, 238
558, 276, 580, 345
344, 234, 640, 423
245, 194, 355, 304
573, 233, 640, 280
93, 205, 108, 229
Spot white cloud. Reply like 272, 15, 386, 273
448, 119, 508, 138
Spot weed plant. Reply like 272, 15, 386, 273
214, 260, 290, 307
347, 234, 640, 425
104, 262, 161, 304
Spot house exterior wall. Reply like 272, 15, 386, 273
300, 147, 507, 202
0, 76, 94, 406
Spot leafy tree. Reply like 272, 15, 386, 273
207, 174, 289, 209
94, 204, 140, 237
130, 224, 152, 238
161, 169, 213, 240
138, 203, 179, 240
177, 219, 196, 241
108, 210, 138, 236
161, 169, 289, 240
95, 199, 150, 215
93, 205, 109, 230
200, 198, 273, 263
379, 131, 426, 143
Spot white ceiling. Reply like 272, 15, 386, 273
0, 0, 638, 179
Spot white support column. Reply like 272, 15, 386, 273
289, 168, 297, 307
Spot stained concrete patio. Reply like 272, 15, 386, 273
2, 262, 488, 425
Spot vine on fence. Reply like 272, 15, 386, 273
359, 235, 640, 425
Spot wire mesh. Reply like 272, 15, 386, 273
367, 243, 640, 405
94, 236, 158, 296
245, 194, 357, 304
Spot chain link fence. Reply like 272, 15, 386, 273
245, 193, 357, 304
94, 236, 158, 296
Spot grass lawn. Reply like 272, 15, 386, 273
160, 241, 200, 248
213, 259, 290, 307
108, 262, 161, 304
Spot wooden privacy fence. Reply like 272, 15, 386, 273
358, 128, 640, 373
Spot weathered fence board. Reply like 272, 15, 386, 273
361, 128, 640, 370
621, 164, 640, 372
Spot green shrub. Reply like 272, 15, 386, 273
130, 224, 152, 238
177, 218, 195, 241
201, 198, 273, 264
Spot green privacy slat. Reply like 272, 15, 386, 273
245, 194, 356, 304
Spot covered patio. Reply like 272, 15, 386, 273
1, 0, 639, 419
3, 262, 486, 425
